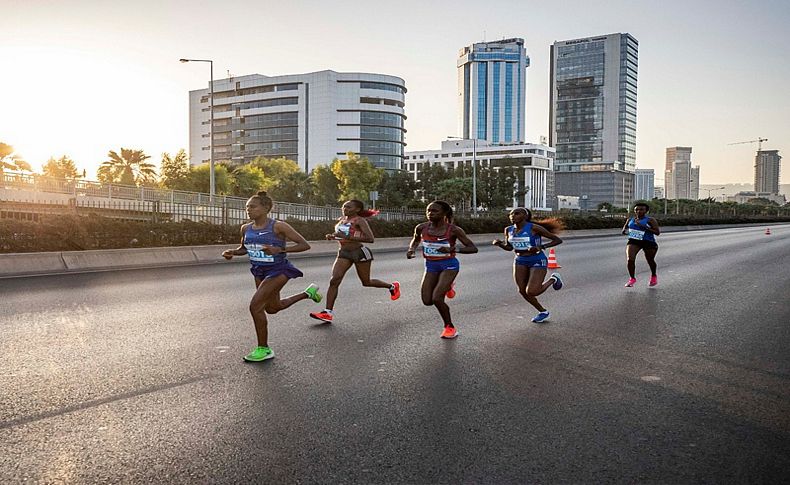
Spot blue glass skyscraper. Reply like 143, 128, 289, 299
457, 38, 529, 144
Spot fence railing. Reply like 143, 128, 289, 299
1, 172, 427, 222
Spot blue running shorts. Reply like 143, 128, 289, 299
425, 257, 460, 273
515, 254, 548, 268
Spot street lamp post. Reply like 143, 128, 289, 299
180, 58, 215, 199
447, 136, 477, 216
705, 186, 725, 216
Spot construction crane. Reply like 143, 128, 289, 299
728, 137, 768, 152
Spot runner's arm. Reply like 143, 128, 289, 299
268, 221, 311, 254
222, 224, 250, 259
646, 217, 660, 235
533, 224, 562, 251
453, 226, 478, 254
493, 228, 513, 251
406, 223, 424, 259
351, 217, 376, 243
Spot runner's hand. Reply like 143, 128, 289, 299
406, 249, 415, 259
222, 249, 234, 260
262, 245, 284, 255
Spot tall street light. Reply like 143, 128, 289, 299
447, 136, 477, 215
705, 186, 725, 216
180, 58, 215, 198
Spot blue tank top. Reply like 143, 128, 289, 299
507, 223, 542, 255
627, 216, 656, 242
243, 219, 287, 267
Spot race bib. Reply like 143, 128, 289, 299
248, 249, 274, 263
422, 241, 452, 258
628, 229, 645, 240
509, 236, 532, 250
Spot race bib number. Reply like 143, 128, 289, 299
422, 241, 451, 258
628, 229, 646, 240
509, 236, 532, 250
248, 250, 274, 263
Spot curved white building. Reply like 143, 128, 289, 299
188, 70, 406, 171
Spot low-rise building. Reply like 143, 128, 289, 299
404, 140, 554, 210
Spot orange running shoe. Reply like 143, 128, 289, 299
389, 281, 401, 301
309, 311, 333, 323
440, 325, 458, 339
446, 283, 456, 299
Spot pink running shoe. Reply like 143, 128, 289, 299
625, 278, 637, 288
649, 275, 658, 287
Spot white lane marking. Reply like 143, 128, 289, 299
215, 346, 230, 353
640, 375, 661, 382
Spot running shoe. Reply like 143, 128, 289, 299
649, 275, 658, 287
446, 283, 456, 299
531, 311, 550, 323
243, 346, 275, 362
309, 311, 333, 323
440, 325, 458, 339
624, 278, 637, 288
389, 281, 401, 301
304, 283, 323, 303
550, 273, 563, 290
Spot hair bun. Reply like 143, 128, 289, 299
258, 191, 268, 197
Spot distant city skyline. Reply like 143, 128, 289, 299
1, 0, 788, 185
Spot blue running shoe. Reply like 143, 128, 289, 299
550, 273, 563, 290
531, 311, 550, 323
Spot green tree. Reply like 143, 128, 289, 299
42, 156, 80, 179
417, 163, 449, 201
249, 157, 300, 185
97, 148, 156, 186
229, 164, 270, 197
435, 177, 473, 209
181, 163, 231, 194
0, 142, 32, 172
310, 164, 341, 205
597, 202, 614, 212
477, 165, 518, 209
376, 170, 417, 207
330, 152, 384, 201
159, 149, 190, 189
269, 171, 313, 203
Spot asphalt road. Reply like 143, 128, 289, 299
2, 225, 789, 484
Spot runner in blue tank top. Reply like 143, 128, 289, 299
621, 202, 660, 287
493, 208, 564, 323
222, 191, 323, 362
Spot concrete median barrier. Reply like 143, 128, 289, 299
61, 247, 198, 271
0, 252, 67, 276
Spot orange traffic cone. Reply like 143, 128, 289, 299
547, 248, 562, 269
765, 227, 772, 235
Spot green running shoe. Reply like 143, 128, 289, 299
304, 283, 322, 303
243, 346, 275, 362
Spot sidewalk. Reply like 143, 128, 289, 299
0, 223, 781, 278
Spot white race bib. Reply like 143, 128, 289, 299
509, 236, 532, 250
628, 228, 645, 240
422, 241, 452, 258
248, 249, 274, 263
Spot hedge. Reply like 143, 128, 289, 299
2, 213, 788, 253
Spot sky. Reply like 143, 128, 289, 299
2, 0, 789, 184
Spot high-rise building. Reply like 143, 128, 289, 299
754, 150, 781, 194
665, 149, 700, 200
550, 33, 638, 208
457, 38, 529, 144
634, 169, 655, 201
188, 70, 406, 172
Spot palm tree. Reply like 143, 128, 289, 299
0, 142, 32, 173
97, 148, 156, 186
